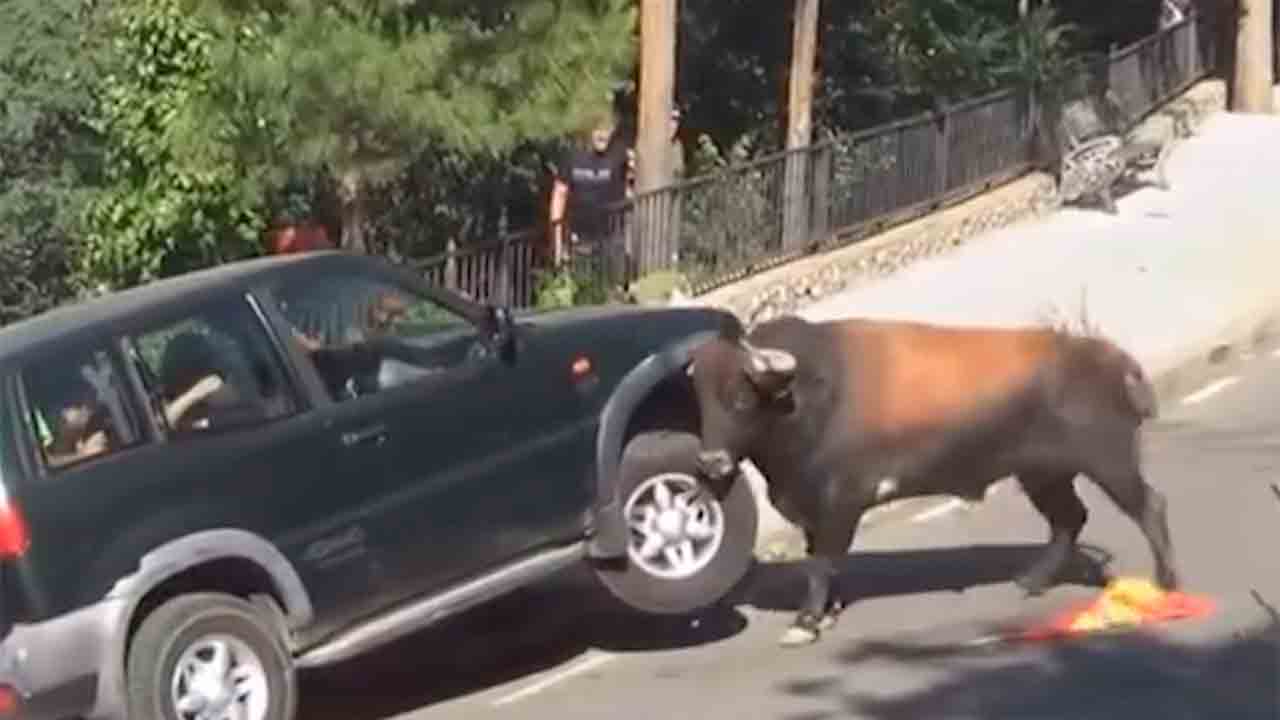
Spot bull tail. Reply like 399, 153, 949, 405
1122, 359, 1158, 420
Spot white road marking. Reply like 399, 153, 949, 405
491, 651, 616, 706
910, 498, 967, 524
1180, 376, 1240, 405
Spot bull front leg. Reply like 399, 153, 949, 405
780, 513, 860, 647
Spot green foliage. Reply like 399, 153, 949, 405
0, 0, 106, 321
991, 6, 1085, 93
172, 0, 636, 251
532, 262, 608, 309
629, 270, 690, 305
81, 0, 266, 292
867, 0, 1036, 104
366, 140, 558, 259
676, 0, 793, 161
0, 0, 1173, 324
677, 0, 1109, 161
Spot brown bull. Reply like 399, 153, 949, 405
687, 314, 1179, 646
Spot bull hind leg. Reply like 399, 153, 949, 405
780, 515, 861, 648
802, 529, 846, 629
1015, 472, 1088, 596
1090, 470, 1180, 590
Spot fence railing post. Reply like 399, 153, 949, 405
444, 238, 458, 292
935, 108, 951, 196
809, 143, 832, 248
494, 211, 512, 307
1025, 85, 1040, 168
1186, 15, 1198, 79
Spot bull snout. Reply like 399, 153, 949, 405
697, 449, 738, 481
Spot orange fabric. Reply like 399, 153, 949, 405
269, 224, 333, 255
1020, 577, 1216, 641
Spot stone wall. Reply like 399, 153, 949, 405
676, 79, 1228, 324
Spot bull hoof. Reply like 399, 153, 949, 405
817, 601, 844, 630
1158, 567, 1182, 591
779, 625, 820, 647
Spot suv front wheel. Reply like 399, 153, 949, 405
593, 430, 758, 615
126, 592, 298, 720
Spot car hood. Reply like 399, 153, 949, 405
512, 302, 736, 376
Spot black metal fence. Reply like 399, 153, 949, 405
416, 12, 1218, 307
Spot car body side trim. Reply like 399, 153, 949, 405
295, 541, 586, 669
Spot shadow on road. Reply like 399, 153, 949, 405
774, 591, 1280, 720
297, 543, 1117, 719
297, 567, 749, 719
733, 542, 1114, 615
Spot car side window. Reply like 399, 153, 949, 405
130, 298, 298, 437
24, 347, 144, 472
274, 275, 485, 402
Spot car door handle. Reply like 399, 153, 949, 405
341, 424, 389, 448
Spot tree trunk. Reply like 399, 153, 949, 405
337, 170, 369, 254
783, 0, 820, 251
1231, 0, 1275, 112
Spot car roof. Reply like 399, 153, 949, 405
0, 251, 407, 362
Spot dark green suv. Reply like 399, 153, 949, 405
0, 251, 758, 720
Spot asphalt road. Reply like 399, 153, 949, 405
298, 343, 1280, 720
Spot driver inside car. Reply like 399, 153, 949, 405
283, 287, 447, 398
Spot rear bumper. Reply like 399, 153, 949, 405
0, 598, 128, 720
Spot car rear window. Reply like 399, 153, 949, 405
23, 347, 144, 473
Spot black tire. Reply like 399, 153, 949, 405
593, 430, 758, 615
126, 592, 297, 720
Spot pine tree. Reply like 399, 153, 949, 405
178, 0, 637, 252
0, 0, 106, 319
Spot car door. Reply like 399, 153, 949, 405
116, 292, 400, 636
264, 265, 592, 602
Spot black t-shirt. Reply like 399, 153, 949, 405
557, 141, 627, 236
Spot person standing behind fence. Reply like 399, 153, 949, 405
548, 111, 631, 289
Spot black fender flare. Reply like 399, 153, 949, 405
588, 330, 717, 559
91, 528, 313, 719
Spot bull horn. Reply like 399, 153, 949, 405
743, 337, 796, 374
758, 348, 796, 375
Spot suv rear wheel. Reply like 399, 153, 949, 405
126, 592, 297, 720
594, 430, 757, 615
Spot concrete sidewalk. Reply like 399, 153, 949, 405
746, 111, 1280, 552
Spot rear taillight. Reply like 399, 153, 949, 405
0, 503, 29, 559
0, 684, 19, 716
